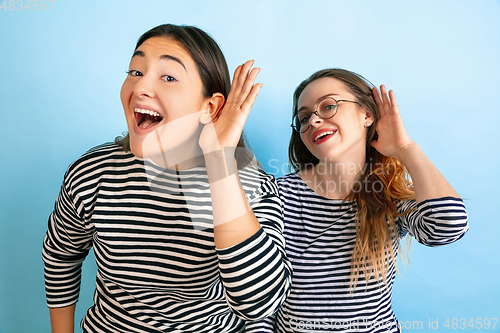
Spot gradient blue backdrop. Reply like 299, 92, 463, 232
1, 1, 499, 332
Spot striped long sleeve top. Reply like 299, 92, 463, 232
246, 173, 468, 333
42, 143, 292, 333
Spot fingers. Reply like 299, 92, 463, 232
239, 67, 261, 103
372, 86, 387, 118
372, 86, 383, 106
226, 63, 245, 104
373, 85, 399, 115
241, 83, 263, 114
228, 60, 262, 108
379, 85, 391, 107
377, 85, 394, 112
388, 90, 399, 110
231, 60, 255, 94
232, 65, 243, 86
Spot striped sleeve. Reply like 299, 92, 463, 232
397, 196, 469, 246
245, 314, 276, 332
42, 177, 94, 308
216, 171, 292, 321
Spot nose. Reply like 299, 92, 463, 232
310, 111, 323, 127
132, 75, 155, 98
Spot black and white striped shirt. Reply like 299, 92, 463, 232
42, 143, 292, 333
246, 173, 468, 333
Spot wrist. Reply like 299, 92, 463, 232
200, 143, 222, 155
204, 148, 238, 183
394, 141, 420, 165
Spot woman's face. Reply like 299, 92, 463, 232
120, 36, 209, 159
297, 77, 372, 162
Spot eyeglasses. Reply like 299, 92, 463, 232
291, 96, 362, 133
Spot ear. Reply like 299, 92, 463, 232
199, 93, 225, 125
363, 110, 375, 127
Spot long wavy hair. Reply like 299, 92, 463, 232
289, 68, 415, 289
116, 24, 255, 169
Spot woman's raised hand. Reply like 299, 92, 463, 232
199, 60, 262, 154
370, 85, 414, 160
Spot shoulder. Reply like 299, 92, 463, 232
277, 173, 315, 205
277, 172, 300, 184
238, 166, 280, 203
71, 142, 129, 166
67, 142, 133, 173
64, 142, 138, 189
239, 165, 277, 184
277, 172, 302, 191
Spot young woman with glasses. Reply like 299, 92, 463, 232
246, 68, 468, 332
42, 24, 292, 333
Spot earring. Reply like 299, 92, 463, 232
366, 122, 371, 127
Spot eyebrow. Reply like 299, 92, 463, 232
132, 50, 187, 70
298, 93, 340, 113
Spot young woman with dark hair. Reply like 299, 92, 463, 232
43, 24, 291, 333
246, 68, 468, 332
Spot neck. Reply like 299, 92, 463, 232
150, 136, 205, 171
301, 154, 366, 199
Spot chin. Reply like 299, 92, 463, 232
312, 147, 343, 162
129, 130, 168, 159
129, 137, 145, 158
129, 132, 163, 159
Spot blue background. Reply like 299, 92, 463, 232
1, 1, 499, 332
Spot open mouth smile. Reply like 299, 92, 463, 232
134, 108, 164, 130
313, 129, 337, 144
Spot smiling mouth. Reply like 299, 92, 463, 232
314, 130, 336, 143
134, 108, 164, 129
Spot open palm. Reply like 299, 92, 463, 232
199, 60, 262, 154
370, 85, 414, 160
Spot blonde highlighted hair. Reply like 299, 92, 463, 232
289, 68, 415, 289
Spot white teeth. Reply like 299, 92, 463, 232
134, 108, 162, 117
314, 131, 335, 142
